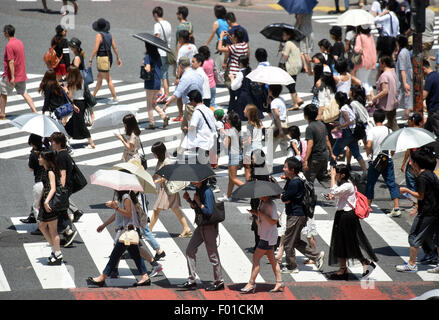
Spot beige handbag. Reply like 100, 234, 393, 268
165, 180, 190, 195
118, 229, 139, 246
97, 56, 110, 72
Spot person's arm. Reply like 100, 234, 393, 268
111, 37, 122, 67
372, 82, 389, 104
291, 141, 300, 157
8, 59, 15, 86
400, 187, 423, 200
423, 90, 429, 100
365, 140, 373, 158
194, 190, 214, 215
108, 198, 132, 218
72, 56, 81, 68
326, 135, 336, 162
333, 110, 352, 130
250, 203, 278, 225
303, 139, 313, 171
88, 34, 101, 66
271, 108, 284, 138
60, 169, 66, 187
97, 213, 116, 232
205, 21, 218, 46
351, 74, 362, 85
217, 32, 229, 53
43, 171, 57, 213
117, 133, 134, 151
66, 86, 80, 113
400, 70, 410, 96
401, 149, 410, 172
230, 71, 244, 91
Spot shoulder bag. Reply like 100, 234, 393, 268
81, 67, 94, 86
118, 228, 139, 246
158, 22, 177, 65
195, 200, 225, 226
352, 36, 363, 65
97, 33, 111, 72
164, 180, 190, 195
83, 85, 96, 108
321, 91, 340, 123
70, 156, 88, 194
139, 140, 148, 170
49, 175, 70, 211
54, 87, 74, 120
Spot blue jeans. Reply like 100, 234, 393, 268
210, 87, 217, 107
405, 164, 417, 192
143, 224, 160, 251
365, 159, 400, 200
331, 128, 363, 165
103, 239, 147, 276
335, 0, 349, 10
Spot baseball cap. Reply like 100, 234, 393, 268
214, 108, 224, 119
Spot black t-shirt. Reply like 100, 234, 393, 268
28, 150, 44, 183
42, 86, 66, 113
56, 150, 73, 191
305, 120, 329, 161
331, 42, 345, 60
416, 170, 439, 217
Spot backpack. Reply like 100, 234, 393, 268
300, 139, 307, 161
249, 80, 264, 98
44, 47, 62, 69
347, 186, 371, 219
297, 176, 317, 219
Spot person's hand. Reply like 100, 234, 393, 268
404, 83, 411, 96
371, 96, 377, 105
331, 153, 337, 163
409, 209, 417, 217
73, 105, 80, 113
144, 65, 151, 73
222, 63, 227, 70
247, 209, 257, 215
97, 224, 105, 233
183, 191, 190, 201
174, 79, 180, 86
303, 160, 309, 172
401, 165, 406, 173
330, 165, 336, 177
332, 126, 339, 133
44, 202, 52, 213
229, 73, 235, 81
105, 200, 117, 209
9, 77, 15, 87
89, 59, 93, 67
194, 193, 200, 205
400, 187, 409, 194
117, 57, 122, 67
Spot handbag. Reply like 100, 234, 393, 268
353, 121, 366, 140
84, 107, 92, 127
352, 52, 363, 65
321, 98, 340, 123
81, 66, 94, 86
54, 88, 74, 120
49, 183, 70, 211
71, 157, 88, 193
118, 229, 139, 246
165, 180, 190, 195
83, 85, 96, 108
158, 22, 177, 65
140, 65, 154, 81
97, 33, 111, 72
372, 152, 390, 173
139, 141, 147, 170
195, 201, 225, 226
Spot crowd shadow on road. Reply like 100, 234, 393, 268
20, 8, 60, 15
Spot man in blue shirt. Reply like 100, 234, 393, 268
224, 12, 249, 45
423, 59, 439, 138
179, 179, 224, 291
280, 157, 325, 273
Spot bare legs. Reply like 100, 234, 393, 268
226, 165, 244, 198
146, 89, 166, 127
39, 220, 61, 253
0, 93, 37, 118
93, 71, 117, 102
149, 207, 191, 236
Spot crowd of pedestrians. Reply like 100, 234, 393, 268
5, 1, 439, 291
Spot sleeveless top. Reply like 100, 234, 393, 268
216, 19, 229, 42
336, 74, 351, 95
114, 193, 140, 230
72, 82, 84, 101
98, 32, 112, 56
71, 54, 85, 71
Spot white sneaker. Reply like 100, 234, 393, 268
108, 99, 119, 105
389, 208, 402, 217
149, 263, 163, 277
218, 194, 231, 202
212, 185, 221, 193
315, 251, 325, 271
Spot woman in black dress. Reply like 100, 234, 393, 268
326, 164, 377, 280
64, 66, 95, 148
38, 151, 65, 265
52, 25, 70, 81
39, 69, 68, 116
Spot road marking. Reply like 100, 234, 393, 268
10, 217, 37, 234
73, 213, 137, 287
23, 242, 76, 289
0, 265, 11, 292
182, 208, 264, 284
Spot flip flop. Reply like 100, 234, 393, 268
178, 231, 193, 238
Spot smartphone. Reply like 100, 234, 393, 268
321, 193, 330, 200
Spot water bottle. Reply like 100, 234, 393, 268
403, 192, 416, 203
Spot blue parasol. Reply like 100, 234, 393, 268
277, 0, 318, 14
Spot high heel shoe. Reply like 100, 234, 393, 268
269, 281, 285, 293
362, 261, 376, 279
328, 267, 349, 281
86, 276, 106, 287
133, 278, 151, 287
240, 283, 256, 294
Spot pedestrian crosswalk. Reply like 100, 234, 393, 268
2, 193, 438, 293
312, 14, 439, 50
0, 73, 436, 294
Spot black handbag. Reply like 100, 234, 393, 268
353, 121, 366, 140
140, 64, 154, 81
49, 185, 70, 211
71, 157, 87, 194
139, 141, 147, 170
372, 152, 389, 173
195, 201, 225, 226
83, 85, 96, 108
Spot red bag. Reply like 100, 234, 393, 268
44, 47, 62, 69
347, 186, 371, 219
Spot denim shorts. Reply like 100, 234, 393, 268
160, 56, 169, 80
228, 153, 242, 166
257, 239, 274, 251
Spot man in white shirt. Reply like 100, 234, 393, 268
365, 109, 401, 217
267, 84, 288, 172
191, 54, 211, 107
153, 6, 172, 103
374, 3, 399, 38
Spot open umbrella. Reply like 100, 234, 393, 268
380, 127, 436, 152
246, 66, 295, 85
260, 23, 305, 42
11, 113, 68, 137
231, 180, 284, 199
277, 0, 318, 14
132, 33, 171, 53
110, 161, 156, 194
91, 104, 139, 130
155, 163, 215, 182
336, 9, 375, 27
90, 169, 144, 192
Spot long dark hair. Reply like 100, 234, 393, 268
321, 71, 336, 94
151, 141, 167, 163
28, 134, 44, 151
228, 111, 241, 132
40, 150, 60, 177
123, 114, 141, 136
350, 84, 366, 106
38, 69, 62, 96
145, 42, 160, 60
116, 190, 139, 205
335, 91, 350, 109
335, 164, 350, 186
66, 66, 83, 90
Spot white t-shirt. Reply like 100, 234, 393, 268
271, 97, 287, 122
177, 44, 198, 63
370, 1, 382, 15
367, 125, 391, 160
257, 200, 278, 245
154, 20, 172, 57
194, 67, 211, 99
183, 104, 216, 151
339, 104, 356, 129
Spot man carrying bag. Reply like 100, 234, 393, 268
178, 178, 225, 291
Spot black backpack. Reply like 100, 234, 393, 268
297, 176, 317, 219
